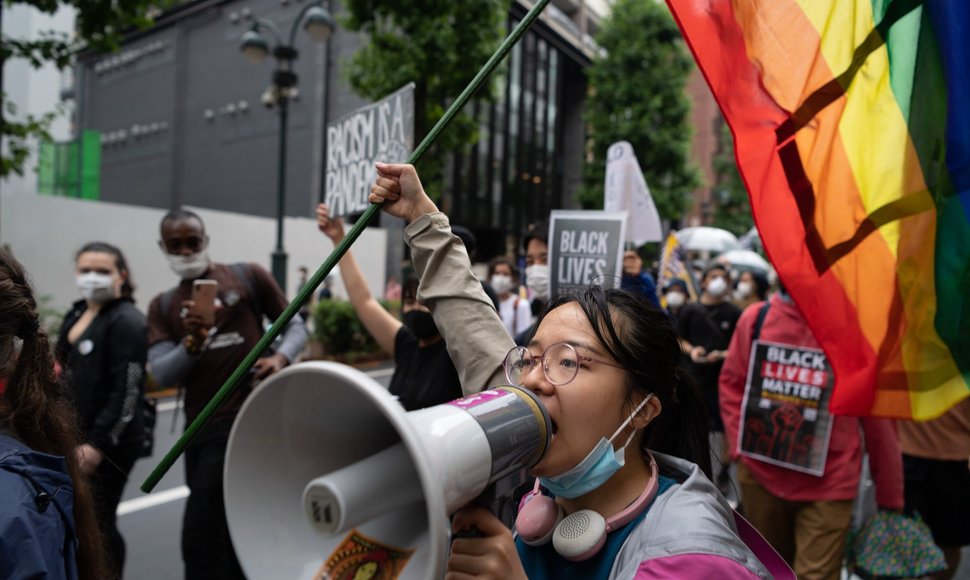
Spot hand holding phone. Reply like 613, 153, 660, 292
190, 279, 218, 327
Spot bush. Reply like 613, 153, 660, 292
311, 299, 398, 359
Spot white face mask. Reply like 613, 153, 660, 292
76, 272, 117, 303
525, 265, 550, 300
706, 277, 728, 297
736, 281, 753, 297
665, 292, 686, 307
491, 274, 513, 294
166, 251, 210, 280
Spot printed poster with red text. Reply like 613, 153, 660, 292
738, 340, 835, 475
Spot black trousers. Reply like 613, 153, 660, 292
182, 418, 246, 580
91, 439, 141, 579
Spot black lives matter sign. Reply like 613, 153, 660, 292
738, 340, 835, 475
548, 211, 627, 298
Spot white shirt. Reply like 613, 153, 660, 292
498, 293, 533, 337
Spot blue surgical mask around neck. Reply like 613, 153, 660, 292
538, 395, 652, 499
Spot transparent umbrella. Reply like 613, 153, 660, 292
676, 227, 741, 253
718, 249, 770, 272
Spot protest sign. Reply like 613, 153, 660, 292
548, 210, 627, 298
324, 83, 415, 216
738, 340, 835, 475
603, 141, 663, 246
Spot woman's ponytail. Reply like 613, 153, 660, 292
643, 367, 712, 480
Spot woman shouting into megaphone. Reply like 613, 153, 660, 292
368, 163, 791, 579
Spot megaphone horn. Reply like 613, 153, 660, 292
224, 361, 551, 579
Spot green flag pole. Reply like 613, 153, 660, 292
142, 0, 552, 493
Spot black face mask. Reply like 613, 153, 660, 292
403, 310, 439, 340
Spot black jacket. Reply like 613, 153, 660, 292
56, 298, 147, 451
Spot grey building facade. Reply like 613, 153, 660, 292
75, 0, 594, 263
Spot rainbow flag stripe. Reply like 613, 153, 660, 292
666, 0, 969, 420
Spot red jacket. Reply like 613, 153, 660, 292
719, 294, 904, 509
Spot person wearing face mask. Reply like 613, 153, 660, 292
147, 208, 307, 580
55, 242, 148, 578
719, 283, 903, 579
366, 163, 792, 579
662, 278, 690, 318
514, 223, 550, 346
489, 257, 533, 338
732, 269, 770, 312
316, 204, 461, 411
675, 263, 742, 495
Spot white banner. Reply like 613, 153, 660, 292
604, 141, 662, 245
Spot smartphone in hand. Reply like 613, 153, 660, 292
191, 279, 218, 326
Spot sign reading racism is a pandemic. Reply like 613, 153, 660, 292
324, 83, 414, 217
738, 340, 835, 475
548, 210, 627, 299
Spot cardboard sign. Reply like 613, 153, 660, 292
604, 141, 663, 245
325, 84, 415, 217
548, 210, 627, 298
738, 340, 835, 475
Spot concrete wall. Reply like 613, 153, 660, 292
0, 193, 386, 317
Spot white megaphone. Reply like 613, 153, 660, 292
224, 361, 551, 580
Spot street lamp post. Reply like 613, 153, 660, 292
240, 2, 336, 293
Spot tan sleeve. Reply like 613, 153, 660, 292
404, 213, 514, 393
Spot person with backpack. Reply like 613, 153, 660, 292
54, 242, 149, 578
146, 208, 307, 579
718, 286, 903, 579
1, 246, 108, 580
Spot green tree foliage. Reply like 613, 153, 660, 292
341, 0, 507, 199
580, 0, 700, 221
1, 0, 164, 177
710, 118, 753, 235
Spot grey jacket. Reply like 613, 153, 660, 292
610, 452, 771, 578
405, 212, 511, 393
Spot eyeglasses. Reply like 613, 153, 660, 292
503, 342, 624, 387
162, 235, 206, 254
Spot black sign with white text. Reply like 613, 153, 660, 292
738, 340, 835, 475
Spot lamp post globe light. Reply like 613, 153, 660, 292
239, 2, 336, 293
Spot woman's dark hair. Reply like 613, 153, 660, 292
522, 222, 549, 254
539, 286, 713, 479
487, 256, 519, 281
739, 270, 769, 301
75, 241, 135, 300
0, 248, 107, 579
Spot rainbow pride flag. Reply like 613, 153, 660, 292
665, 1, 969, 420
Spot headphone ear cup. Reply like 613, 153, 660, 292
515, 494, 563, 546
552, 509, 607, 562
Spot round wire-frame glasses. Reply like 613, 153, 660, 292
503, 342, 623, 386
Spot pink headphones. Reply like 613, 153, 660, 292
514, 452, 659, 561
